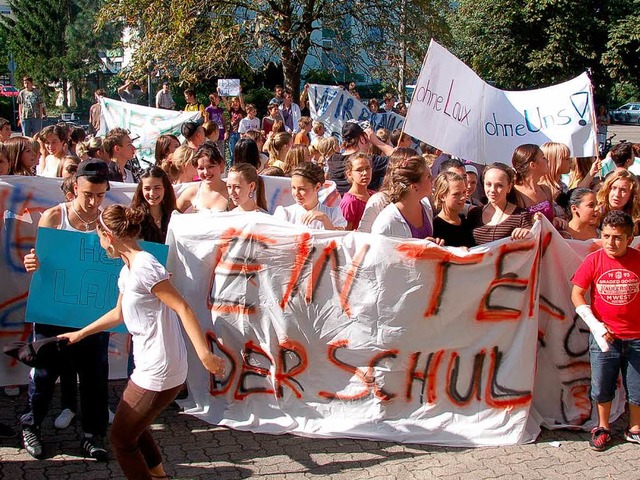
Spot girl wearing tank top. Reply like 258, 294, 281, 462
131, 167, 177, 243
176, 142, 229, 213
511, 143, 567, 231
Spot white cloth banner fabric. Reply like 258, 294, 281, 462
99, 98, 201, 165
308, 85, 405, 140
166, 212, 624, 446
0, 175, 329, 384
0, 176, 626, 446
404, 40, 597, 164
0, 176, 137, 384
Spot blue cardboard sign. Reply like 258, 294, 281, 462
25, 227, 169, 332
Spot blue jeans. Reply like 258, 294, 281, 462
21, 324, 110, 436
228, 132, 240, 167
590, 334, 640, 405
20, 117, 42, 137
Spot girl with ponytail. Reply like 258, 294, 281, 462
58, 204, 225, 480
371, 155, 442, 244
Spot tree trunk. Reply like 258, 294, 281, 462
281, 46, 302, 103
61, 78, 69, 108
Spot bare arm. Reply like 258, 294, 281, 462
365, 128, 394, 156
571, 284, 588, 308
59, 294, 124, 344
176, 186, 195, 213
152, 279, 225, 375
577, 159, 602, 188
220, 95, 231, 110
238, 86, 245, 110
300, 84, 309, 105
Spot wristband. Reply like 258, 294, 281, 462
575, 304, 610, 352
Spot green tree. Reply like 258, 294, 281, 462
98, 0, 450, 99
602, 0, 640, 102
0, 0, 119, 107
449, 0, 639, 101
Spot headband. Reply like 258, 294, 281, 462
98, 211, 113, 235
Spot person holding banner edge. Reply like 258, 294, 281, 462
57, 204, 226, 480
571, 210, 640, 451
274, 162, 347, 230
467, 162, 533, 244
21, 159, 112, 461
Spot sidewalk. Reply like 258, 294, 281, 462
1, 380, 639, 479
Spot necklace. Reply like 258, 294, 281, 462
485, 203, 508, 243
70, 202, 98, 231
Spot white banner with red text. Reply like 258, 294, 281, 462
0, 176, 626, 445
166, 212, 623, 446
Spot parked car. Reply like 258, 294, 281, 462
610, 102, 640, 125
0, 85, 19, 98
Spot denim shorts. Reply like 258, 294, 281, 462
590, 334, 640, 405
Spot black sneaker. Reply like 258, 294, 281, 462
22, 426, 44, 459
81, 436, 108, 462
0, 422, 16, 439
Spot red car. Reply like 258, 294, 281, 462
0, 85, 19, 97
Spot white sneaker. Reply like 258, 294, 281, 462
54, 408, 76, 429
108, 408, 115, 425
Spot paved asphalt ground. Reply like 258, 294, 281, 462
608, 124, 640, 144
2, 125, 640, 480
2, 380, 640, 479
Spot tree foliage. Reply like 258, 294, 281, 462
0, 0, 119, 104
98, 0, 450, 98
449, 0, 639, 101
602, 0, 640, 100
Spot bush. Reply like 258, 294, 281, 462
243, 87, 273, 117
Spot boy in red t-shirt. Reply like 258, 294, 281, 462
572, 210, 640, 451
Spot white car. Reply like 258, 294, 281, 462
610, 102, 640, 124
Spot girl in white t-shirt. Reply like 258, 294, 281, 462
274, 162, 347, 230
59, 204, 225, 480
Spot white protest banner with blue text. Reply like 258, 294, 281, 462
404, 40, 596, 163
25, 227, 169, 332
308, 85, 405, 141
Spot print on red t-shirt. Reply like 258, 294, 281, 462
571, 248, 640, 339
596, 269, 640, 305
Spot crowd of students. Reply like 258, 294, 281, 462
2, 82, 640, 476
